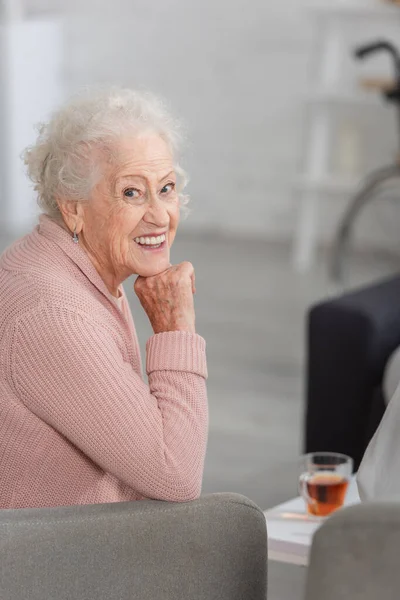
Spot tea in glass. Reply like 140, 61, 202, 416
299, 452, 353, 517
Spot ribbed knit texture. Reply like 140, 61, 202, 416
0, 216, 208, 509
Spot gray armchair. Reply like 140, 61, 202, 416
0, 493, 267, 600
305, 502, 400, 600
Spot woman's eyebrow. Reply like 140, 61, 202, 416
115, 170, 175, 183
115, 174, 143, 182
159, 170, 175, 182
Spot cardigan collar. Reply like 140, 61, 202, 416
37, 215, 122, 304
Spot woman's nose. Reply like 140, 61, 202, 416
142, 196, 169, 227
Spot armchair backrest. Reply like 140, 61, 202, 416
0, 492, 267, 600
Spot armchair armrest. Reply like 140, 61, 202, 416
305, 502, 400, 600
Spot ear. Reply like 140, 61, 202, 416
57, 198, 85, 234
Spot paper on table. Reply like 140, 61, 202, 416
265, 510, 321, 563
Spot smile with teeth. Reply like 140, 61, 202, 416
134, 233, 166, 249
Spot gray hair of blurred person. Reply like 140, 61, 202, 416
24, 87, 189, 220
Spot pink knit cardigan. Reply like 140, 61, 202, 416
0, 216, 208, 509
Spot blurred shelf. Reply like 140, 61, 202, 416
305, 1, 400, 18
295, 174, 360, 194
305, 88, 381, 106
359, 77, 396, 92
295, 0, 400, 271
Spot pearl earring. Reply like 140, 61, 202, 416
72, 227, 79, 244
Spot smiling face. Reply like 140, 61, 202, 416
70, 134, 180, 294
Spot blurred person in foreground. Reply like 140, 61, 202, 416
0, 87, 208, 509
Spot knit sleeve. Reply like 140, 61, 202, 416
11, 304, 208, 502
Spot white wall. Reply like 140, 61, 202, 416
61, 0, 313, 240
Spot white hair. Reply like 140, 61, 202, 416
24, 86, 189, 219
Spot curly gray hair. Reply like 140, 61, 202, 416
24, 86, 189, 220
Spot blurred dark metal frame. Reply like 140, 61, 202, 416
331, 41, 400, 282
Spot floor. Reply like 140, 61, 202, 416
1, 227, 399, 599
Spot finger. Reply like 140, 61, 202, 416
180, 261, 194, 275
191, 271, 196, 295
133, 275, 143, 291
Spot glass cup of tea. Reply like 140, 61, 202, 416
299, 452, 353, 517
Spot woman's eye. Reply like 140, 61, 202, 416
161, 183, 175, 195
123, 188, 140, 199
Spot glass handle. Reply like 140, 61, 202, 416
299, 474, 316, 510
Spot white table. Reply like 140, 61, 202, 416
263, 475, 360, 566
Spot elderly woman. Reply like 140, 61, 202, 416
0, 87, 208, 509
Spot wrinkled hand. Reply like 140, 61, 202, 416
134, 262, 196, 334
